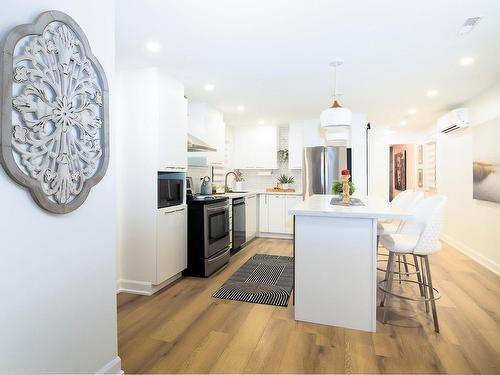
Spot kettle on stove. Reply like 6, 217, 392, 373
200, 176, 212, 195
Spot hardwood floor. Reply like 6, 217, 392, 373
117, 238, 500, 374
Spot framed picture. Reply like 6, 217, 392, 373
473, 118, 500, 203
418, 168, 423, 188
418, 145, 423, 164
394, 151, 406, 191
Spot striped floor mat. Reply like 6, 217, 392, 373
212, 254, 294, 307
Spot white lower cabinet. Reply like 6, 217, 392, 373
245, 195, 257, 241
156, 206, 187, 284
259, 194, 303, 235
268, 195, 286, 233
285, 195, 303, 234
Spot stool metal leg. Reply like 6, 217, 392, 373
380, 251, 391, 307
382, 252, 396, 323
424, 256, 440, 333
420, 256, 430, 313
413, 254, 425, 302
403, 255, 410, 275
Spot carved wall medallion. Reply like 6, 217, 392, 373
0, 11, 109, 214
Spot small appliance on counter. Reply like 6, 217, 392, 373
200, 176, 212, 195
185, 176, 231, 277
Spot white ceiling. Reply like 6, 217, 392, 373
116, 0, 500, 129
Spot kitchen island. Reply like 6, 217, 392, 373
289, 194, 412, 332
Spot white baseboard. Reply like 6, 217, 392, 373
441, 234, 500, 276
257, 232, 293, 240
116, 273, 182, 296
96, 356, 123, 374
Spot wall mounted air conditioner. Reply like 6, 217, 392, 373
437, 108, 469, 134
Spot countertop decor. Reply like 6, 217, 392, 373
0, 11, 109, 213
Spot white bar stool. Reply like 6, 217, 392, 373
377, 190, 424, 278
378, 195, 447, 333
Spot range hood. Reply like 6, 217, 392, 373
187, 133, 217, 152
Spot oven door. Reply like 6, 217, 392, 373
204, 202, 230, 258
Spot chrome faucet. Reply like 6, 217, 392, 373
224, 171, 237, 193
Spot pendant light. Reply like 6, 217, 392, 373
320, 60, 352, 127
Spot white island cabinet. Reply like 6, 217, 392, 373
290, 194, 411, 332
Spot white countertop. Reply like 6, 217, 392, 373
290, 194, 412, 220
215, 191, 302, 199
256, 190, 303, 196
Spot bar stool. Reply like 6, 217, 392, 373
378, 195, 447, 332
377, 191, 424, 278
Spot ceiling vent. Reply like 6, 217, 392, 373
457, 16, 483, 35
437, 108, 469, 134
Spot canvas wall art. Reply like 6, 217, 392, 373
394, 151, 406, 191
473, 118, 500, 203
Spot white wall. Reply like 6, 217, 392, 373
434, 83, 500, 275
0, 2, 120, 373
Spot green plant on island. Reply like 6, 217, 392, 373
332, 180, 355, 195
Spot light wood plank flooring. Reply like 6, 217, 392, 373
118, 238, 500, 374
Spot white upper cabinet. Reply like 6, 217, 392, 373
158, 73, 187, 170
187, 102, 225, 165
288, 123, 303, 169
233, 125, 277, 169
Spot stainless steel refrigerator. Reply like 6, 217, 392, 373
302, 146, 351, 197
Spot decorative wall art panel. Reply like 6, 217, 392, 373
473, 118, 500, 204
0, 11, 109, 214
394, 151, 406, 191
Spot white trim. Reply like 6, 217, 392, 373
257, 232, 293, 240
96, 356, 123, 374
116, 273, 182, 296
441, 234, 500, 276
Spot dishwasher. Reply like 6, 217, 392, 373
231, 197, 246, 252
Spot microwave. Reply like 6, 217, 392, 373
158, 172, 185, 208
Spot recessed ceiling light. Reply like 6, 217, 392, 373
460, 56, 475, 66
258, 120, 264, 125
400, 121, 407, 126
146, 41, 161, 53
237, 105, 245, 111
408, 108, 417, 115
204, 83, 215, 91
427, 89, 438, 97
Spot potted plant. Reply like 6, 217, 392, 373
234, 170, 244, 191
278, 174, 290, 189
332, 180, 355, 199
287, 175, 295, 188
278, 149, 289, 163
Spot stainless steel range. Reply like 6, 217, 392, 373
185, 193, 231, 277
